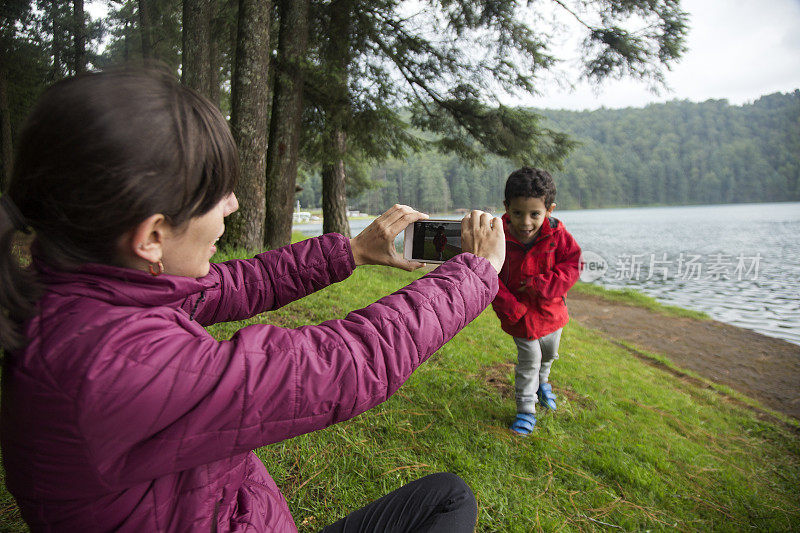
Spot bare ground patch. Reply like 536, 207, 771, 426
558, 385, 598, 411
481, 362, 515, 400
478, 362, 596, 412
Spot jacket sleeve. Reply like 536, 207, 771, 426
181, 233, 355, 326
491, 278, 528, 324
530, 231, 582, 300
77, 253, 498, 487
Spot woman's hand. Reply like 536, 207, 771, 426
350, 204, 429, 271
461, 210, 505, 274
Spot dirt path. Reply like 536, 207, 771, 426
566, 291, 800, 420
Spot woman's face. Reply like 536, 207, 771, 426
161, 193, 239, 277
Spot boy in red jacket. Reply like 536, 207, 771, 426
491, 167, 582, 435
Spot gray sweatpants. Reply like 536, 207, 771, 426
513, 329, 562, 414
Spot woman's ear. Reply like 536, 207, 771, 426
117, 214, 167, 269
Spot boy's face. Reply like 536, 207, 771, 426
504, 196, 555, 245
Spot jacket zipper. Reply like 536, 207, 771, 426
189, 291, 206, 321
244, 475, 274, 490
212, 498, 219, 533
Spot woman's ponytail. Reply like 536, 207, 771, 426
0, 195, 39, 354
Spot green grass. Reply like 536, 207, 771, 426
1, 238, 798, 532
570, 281, 711, 320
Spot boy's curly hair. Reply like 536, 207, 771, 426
504, 167, 557, 207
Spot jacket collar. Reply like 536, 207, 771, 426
501, 213, 560, 247
34, 257, 218, 308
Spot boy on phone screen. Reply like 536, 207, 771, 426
491, 167, 582, 435
433, 226, 447, 261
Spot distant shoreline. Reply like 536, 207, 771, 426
293, 200, 800, 221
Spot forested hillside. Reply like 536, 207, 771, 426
303, 91, 800, 213
545, 91, 800, 208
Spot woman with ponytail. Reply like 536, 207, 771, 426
0, 194, 36, 353
0, 68, 504, 532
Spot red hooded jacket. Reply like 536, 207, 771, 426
491, 214, 581, 340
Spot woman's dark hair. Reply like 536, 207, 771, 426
0, 67, 239, 352
504, 167, 557, 207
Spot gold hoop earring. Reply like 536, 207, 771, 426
149, 261, 164, 276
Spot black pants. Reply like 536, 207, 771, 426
319, 472, 478, 533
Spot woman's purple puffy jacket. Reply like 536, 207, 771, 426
1, 233, 498, 531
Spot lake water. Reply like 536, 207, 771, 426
294, 202, 800, 346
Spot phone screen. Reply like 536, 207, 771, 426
410, 220, 462, 262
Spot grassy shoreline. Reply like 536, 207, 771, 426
0, 242, 797, 531
569, 281, 710, 320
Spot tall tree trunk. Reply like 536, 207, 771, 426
207, 0, 223, 106
219, 0, 271, 250
138, 0, 152, 59
263, 0, 310, 249
182, 0, 213, 97
321, 130, 349, 237
50, 1, 62, 81
72, 0, 86, 73
123, 20, 130, 61
320, 0, 353, 238
208, 33, 220, 106
0, 58, 12, 192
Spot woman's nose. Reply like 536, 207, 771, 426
224, 193, 239, 216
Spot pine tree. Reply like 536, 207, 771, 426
182, 0, 213, 97
263, 0, 310, 249
297, 0, 686, 235
221, 0, 272, 250
72, 0, 86, 73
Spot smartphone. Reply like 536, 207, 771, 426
403, 219, 463, 264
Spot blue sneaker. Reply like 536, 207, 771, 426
509, 413, 536, 436
537, 383, 557, 411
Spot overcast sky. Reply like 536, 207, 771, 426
514, 0, 800, 110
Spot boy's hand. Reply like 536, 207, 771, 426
516, 277, 537, 294
461, 210, 505, 274
350, 204, 428, 271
